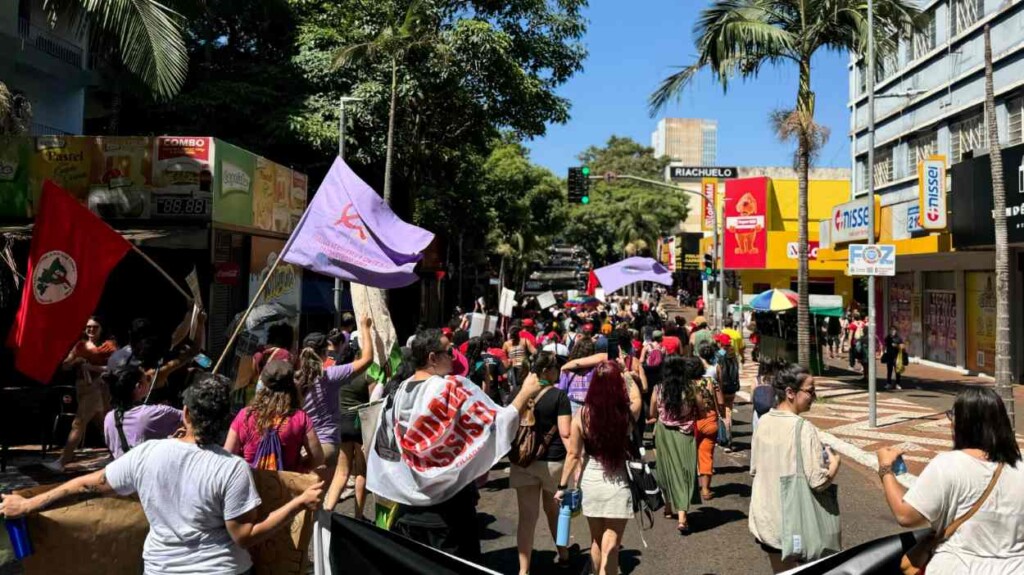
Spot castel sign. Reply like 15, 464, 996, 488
918, 155, 947, 230
830, 196, 877, 244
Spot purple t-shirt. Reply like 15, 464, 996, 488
302, 364, 355, 445
104, 404, 183, 459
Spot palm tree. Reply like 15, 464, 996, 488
334, 0, 437, 205
617, 198, 661, 253
982, 26, 1014, 427
0, 0, 188, 134
649, 0, 919, 367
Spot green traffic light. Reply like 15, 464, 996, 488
581, 196, 590, 205
581, 166, 590, 176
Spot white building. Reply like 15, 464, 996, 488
651, 118, 717, 165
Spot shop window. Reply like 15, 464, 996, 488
951, 113, 985, 163
907, 132, 938, 176
912, 11, 937, 60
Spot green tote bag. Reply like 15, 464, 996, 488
780, 418, 842, 562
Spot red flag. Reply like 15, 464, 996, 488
7, 181, 132, 383
586, 268, 599, 296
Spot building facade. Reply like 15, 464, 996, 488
0, 0, 92, 135
841, 0, 1024, 377
651, 118, 718, 165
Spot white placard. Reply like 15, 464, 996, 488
848, 244, 896, 276
468, 313, 500, 337
594, 288, 606, 302
537, 291, 557, 309
499, 288, 516, 317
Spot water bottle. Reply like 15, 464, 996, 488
3, 516, 34, 560
892, 455, 908, 475
556, 490, 576, 547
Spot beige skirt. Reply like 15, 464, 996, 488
580, 457, 633, 519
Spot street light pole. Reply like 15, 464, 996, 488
335, 96, 362, 326
866, 0, 878, 428
591, 173, 721, 324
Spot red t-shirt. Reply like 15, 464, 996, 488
486, 347, 509, 364
519, 330, 538, 347
662, 335, 682, 356
459, 341, 470, 355
230, 408, 313, 472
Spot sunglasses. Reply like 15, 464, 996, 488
799, 387, 817, 398
85, 325, 100, 330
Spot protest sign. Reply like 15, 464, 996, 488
467, 313, 499, 337
498, 288, 516, 317
16, 470, 317, 575
536, 291, 557, 310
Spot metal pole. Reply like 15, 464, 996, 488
713, 212, 722, 327
866, 0, 878, 428
334, 99, 346, 326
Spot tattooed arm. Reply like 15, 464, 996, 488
0, 470, 114, 518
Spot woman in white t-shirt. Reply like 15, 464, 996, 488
877, 387, 1024, 575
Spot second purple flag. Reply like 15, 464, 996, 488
283, 157, 435, 289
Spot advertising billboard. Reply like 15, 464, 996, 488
918, 155, 946, 231
723, 177, 768, 269
213, 140, 255, 227
700, 178, 717, 231
830, 196, 877, 244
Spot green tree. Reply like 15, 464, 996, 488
649, 0, 919, 367
1, 0, 189, 134
565, 136, 688, 265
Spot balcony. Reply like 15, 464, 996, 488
30, 122, 71, 136
17, 17, 84, 69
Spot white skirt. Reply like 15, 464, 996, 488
580, 457, 633, 519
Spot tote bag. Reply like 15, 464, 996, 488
780, 418, 841, 562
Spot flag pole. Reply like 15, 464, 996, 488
129, 244, 193, 302
212, 253, 287, 374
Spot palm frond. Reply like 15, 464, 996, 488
648, 63, 701, 115
76, 0, 188, 99
333, 41, 375, 69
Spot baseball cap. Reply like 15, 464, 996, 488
694, 316, 708, 327
522, 318, 535, 328
715, 333, 732, 347
261, 360, 296, 393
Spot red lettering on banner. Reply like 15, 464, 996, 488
458, 413, 484, 438
468, 402, 497, 426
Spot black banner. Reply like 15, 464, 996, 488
951, 141, 1024, 248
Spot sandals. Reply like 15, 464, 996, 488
677, 523, 691, 535
701, 490, 714, 501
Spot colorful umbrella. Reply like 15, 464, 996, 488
749, 288, 799, 312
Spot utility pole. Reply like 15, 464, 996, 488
866, 0, 878, 428
590, 173, 721, 323
335, 96, 362, 325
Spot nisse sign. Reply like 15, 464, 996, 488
918, 155, 947, 230
830, 196, 878, 244
669, 166, 738, 180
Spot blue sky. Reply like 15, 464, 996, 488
526, 0, 853, 175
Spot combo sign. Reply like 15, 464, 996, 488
830, 196, 877, 244
848, 244, 896, 276
918, 155, 947, 230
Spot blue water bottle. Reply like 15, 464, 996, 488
892, 455, 908, 475
556, 490, 577, 547
3, 516, 34, 560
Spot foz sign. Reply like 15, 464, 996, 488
918, 155, 946, 230
830, 197, 874, 244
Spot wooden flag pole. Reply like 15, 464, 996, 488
212, 254, 286, 374
130, 244, 194, 302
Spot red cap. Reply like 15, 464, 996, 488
715, 333, 732, 347
441, 327, 454, 337
522, 318, 535, 327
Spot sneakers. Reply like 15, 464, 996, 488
42, 459, 65, 473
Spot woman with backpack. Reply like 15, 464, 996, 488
512, 352, 573, 574
648, 356, 699, 534
558, 335, 600, 415
225, 361, 324, 473
715, 333, 741, 453
555, 361, 642, 575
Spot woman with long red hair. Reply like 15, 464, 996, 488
555, 361, 642, 575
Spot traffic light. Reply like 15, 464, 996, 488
567, 166, 592, 204
703, 253, 715, 280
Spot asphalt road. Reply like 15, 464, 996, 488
474, 401, 906, 575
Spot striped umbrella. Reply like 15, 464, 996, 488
749, 288, 799, 312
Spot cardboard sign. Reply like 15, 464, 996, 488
498, 288, 516, 317
536, 291, 557, 310
468, 313, 499, 337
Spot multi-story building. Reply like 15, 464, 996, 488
651, 118, 718, 165
840, 0, 1024, 376
0, 0, 91, 135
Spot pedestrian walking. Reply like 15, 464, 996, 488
877, 387, 1024, 575
749, 364, 842, 573
715, 333, 741, 452
555, 361, 642, 575
225, 361, 324, 473
690, 317, 712, 357
694, 342, 724, 501
1, 374, 325, 575
558, 335, 599, 415
504, 320, 538, 390
104, 366, 183, 459
649, 356, 699, 534
512, 352, 573, 574
295, 318, 374, 489
882, 325, 908, 390
826, 316, 842, 358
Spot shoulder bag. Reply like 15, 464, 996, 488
900, 462, 1004, 575
780, 418, 842, 561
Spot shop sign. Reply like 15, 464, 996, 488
830, 196, 876, 244
848, 244, 895, 276
723, 177, 768, 269
215, 262, 241, 285
951, 141, 1024, 246
786, 241, 819, 260
701, 178, 717, 231
891, 201, 923, 241
918, 155, 947, 230
669, 166, 738, 180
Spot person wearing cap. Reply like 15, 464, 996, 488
714, 331, 742, 453
690, 317, 713, 357
225, 361, 324, 472
519, 318, 539, 347
295, 318, 374, 502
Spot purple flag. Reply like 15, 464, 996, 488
283, 157, 435, 289
594, 257, 672, 295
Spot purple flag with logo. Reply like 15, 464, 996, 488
283, 157, 434, 289
594, 257, 672, 295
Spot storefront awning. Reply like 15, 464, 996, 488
1, 224, 209, 250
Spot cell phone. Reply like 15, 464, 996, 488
892, 455, 908, 475
607, 335, 620, 360
194, 353, 213, 369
